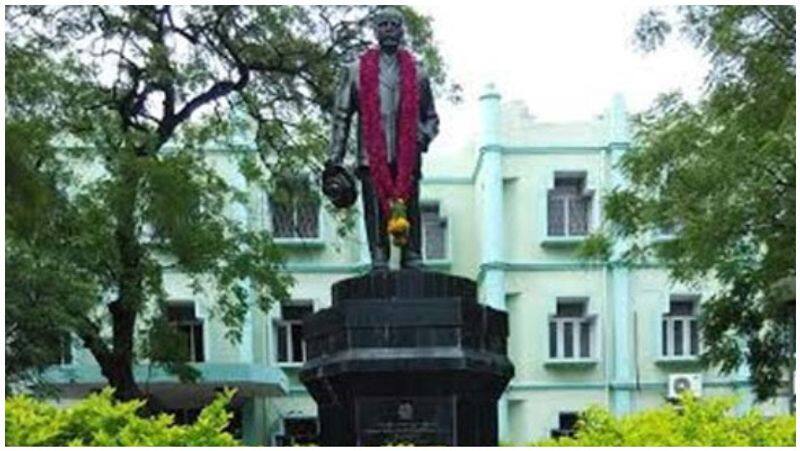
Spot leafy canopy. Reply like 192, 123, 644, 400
589, 5, 795, 400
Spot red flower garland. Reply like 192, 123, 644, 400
359, 47, 420, 217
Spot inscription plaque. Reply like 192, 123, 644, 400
355, 396, 455, 446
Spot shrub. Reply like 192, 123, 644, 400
5, 387, 239, 446
535, 394, 796, 446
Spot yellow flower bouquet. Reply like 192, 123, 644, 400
387, 200, 410, 246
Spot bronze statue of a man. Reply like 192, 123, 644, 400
325, 7, 439, 271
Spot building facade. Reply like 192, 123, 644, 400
44, 85, 791, 445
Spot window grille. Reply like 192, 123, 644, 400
270, 177, 320, 239
547, 173, 592, 237
421, 203, 448, 261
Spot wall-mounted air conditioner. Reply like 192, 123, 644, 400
668, 373, 702, 399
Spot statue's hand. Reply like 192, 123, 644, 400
417, 134, 430, 153
321, 162, 357, 209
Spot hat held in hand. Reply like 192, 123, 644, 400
322, 163, 357, 209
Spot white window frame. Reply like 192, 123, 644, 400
273, 301, 314, 366
541, 170, 596, 246
546, 297, 598, 364
46, 333, 76, 367
166, 301, 205, 363
661, 295, 701, 360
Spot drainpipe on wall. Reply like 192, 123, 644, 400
227, 149, 255, 364
478, 83, 509, 441
478, 83, 505, 312
227, 104, 258, 365
608, 93, 633, 416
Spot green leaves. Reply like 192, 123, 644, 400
634, 9, 672, 53
537, 394, 796, 446
599, 6, 795, 399
5, 387, 239, 446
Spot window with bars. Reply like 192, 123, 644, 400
548, 298, 594, 360
421, 203, 448, 261
274, 302, 314, 364
269, 177, 321, 239
547, 173, 593, 237
662, 297, 700, 358
166, 302, 204, 363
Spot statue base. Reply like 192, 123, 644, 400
299, 270, 514, 446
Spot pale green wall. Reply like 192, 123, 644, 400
419, 182, 479, 278
501, 152, 605, 261
506, 270, 608, 383
255, 272, 356, 369
629, 268, 721, 383
159, 270, 241, 363
505, 389, 609, 444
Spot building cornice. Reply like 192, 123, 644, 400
508, 378, 751, 392
282, 262, 370, 274
477, 260, 669, 283
42, 363, 290, 395
422, 143, 627, 187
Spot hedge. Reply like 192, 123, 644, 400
5, 387, 239, 446
535, 394, 795, 447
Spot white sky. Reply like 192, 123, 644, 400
409, 2, 710, 154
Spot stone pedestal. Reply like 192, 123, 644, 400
299, 270, 514, 446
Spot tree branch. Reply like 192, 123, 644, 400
74, 317, 111, 368
756, 6, 793, 42
158, 70, 250, 149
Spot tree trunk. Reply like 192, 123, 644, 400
101, 160, 158, 412
106, 300, 142, 402
102, 353, 142, 402
99, 301, 164, 415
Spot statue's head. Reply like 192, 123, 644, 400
371, 6, 405, 53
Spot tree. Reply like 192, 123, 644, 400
5, 5, 453, 405
590, 6, 795, 399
